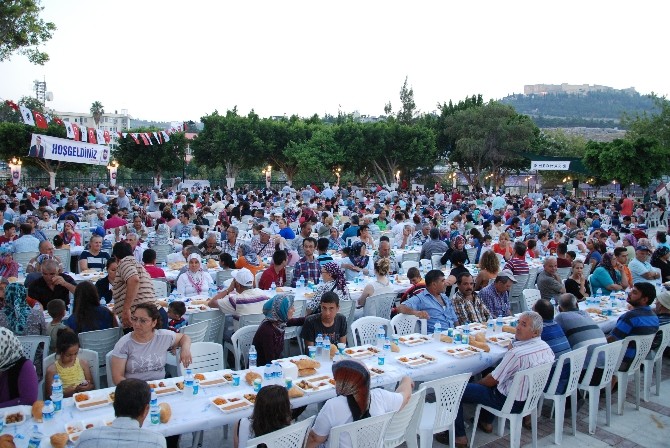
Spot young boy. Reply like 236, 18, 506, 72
167, 301, 188, 333
46, 299, 66, 354
316, 238, 334, 266
301, 292, 348, 347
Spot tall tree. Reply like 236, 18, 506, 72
397, 76, 417, 124
0, 0, 56, 65
90, 101, 104, 127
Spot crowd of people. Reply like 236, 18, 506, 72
0, 180, 669, 447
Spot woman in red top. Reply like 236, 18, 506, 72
546, 230, 563, 255
492, 233, 513, 261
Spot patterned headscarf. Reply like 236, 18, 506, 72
2, 283, 31, 336
451, 235, 466, 249
651, 246, 670, 266
239, 243, 259, 266
598, 252, 618, 284
62, 220, 77, 244
323, 262, 348, 292
0, 327, 25, 372
623, 233, 637, 248
332, 360, 371, 421
348, 241, 369, 268
262, 294, 295, 329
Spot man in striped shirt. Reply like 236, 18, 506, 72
504, 242, 530, 276
447, 311, 554, 447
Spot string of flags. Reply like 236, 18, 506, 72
4, 99, 184, 146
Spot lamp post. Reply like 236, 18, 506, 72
8, 157, 22, 186
182, 147, 193, 182
262, 165, 272, 189
107, 160, 119, 187
334, 167, 341, 187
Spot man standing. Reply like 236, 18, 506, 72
451, 272, 491, 325
291, 237, 321, 287
397, 269, 458, 333
536, 256, 566, 301
628, 245, 661, 285
478, 270, 517, 318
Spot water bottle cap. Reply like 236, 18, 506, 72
266, 363, 272, 367
54, 374, 60, 380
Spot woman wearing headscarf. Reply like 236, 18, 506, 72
307, 262, 351, 314
0, 245, 18, 279
328, 227, 345, 251
60, 219, 82, 246
440, 234, 471, 266
651, 246, 670, 282
589, 252, 630, 292
176, 253, 214, 297
151, 221, 172, 247
306, 360, 413, 448
252, 295, 305, 366
341, 241, 370, 281
235, 242, 265, 281
0, 328, 39, 408
622, 233, 637, 265
0, 283, 46, 336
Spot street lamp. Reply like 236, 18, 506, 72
333, 167, 341, 186
262, 165, 272, 189
182, 147, 193, 182
107, 160, 119, 187
8, 157, 22, 186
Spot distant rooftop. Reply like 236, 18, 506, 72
523, 83, 637, 96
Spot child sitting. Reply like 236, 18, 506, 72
45, 328, 95, 398
167, 301, 188, 333
46, 299, 66, 354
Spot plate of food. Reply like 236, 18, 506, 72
398, 334, 431, 346
588, 313, 609, 323
395, 352, 437, 368
74, 392, 112, 410
148, 379, 181, 396
275, 286, 295, 293
295, 375, 336, 393
4, 409, 28, 426
186, 304, 210, 312
443, 345, 483, 358
486, 333, 514, 347
193, 372, 230, 388
210, 395, 253, 413
343, 345, 380, 359
368, 366, 392, 377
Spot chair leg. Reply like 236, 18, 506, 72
509, 417, 521, 448
531, 409, 538, 448
634, 370, 641, 410
449, 423, 456, 448
418, 428, 431, 448
554, 396, 565, 445
643, 362, 652, 402
497, 415, 505, 436
655, 360, 662, 396
588, 391, 598, 434
616, 373, 625, 415
571, 391, 578, 438
470, 406, 481, 448
605, 386, 612, 427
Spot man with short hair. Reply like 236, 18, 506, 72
373, 240, 399, 274
142, 249, 166, 279
198, 233, 222, 261
103, 206, 126, 230
341, 214, 360, 242
27, 259, 77, 308
478, 270, 517, 317
258, 250, 288, 290
451, 272, 491, 325
534, 298, 571, 392
76, 378, 166, 448
116, 187, 131, 210
0, 222, 17, 245
26, 240, 63, 274
614, 247, 633, 286
628, 245, 661, 284
301, 291, 348, 346
125, 233, 143, 263
419, 227, 449, 260
220, 226, 240, 257
251, 227, 277, 259
291, 237, 321, 287
399, 267, 426, 302
208, 268, 270, 332
172, 212, 193, 241
413, 223, 431, 246
13, 223, 40, 253
292, 222, 313, 257
555, 292, 607, 367
536, 256, 566, 301
555, 242, 572, 268
397, 269, 458, 333
316, 237, 334, 266
504, 242, 530, 276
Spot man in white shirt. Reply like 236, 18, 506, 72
13, 223, 40, 253
629, 245, 661, 284
207, 268, 269, 334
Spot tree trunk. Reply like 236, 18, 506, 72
48, 171, 56, 189
153, 170, 162, 188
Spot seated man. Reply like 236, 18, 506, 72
76, 378, 166, 448
478, 270, 517, 318
27, 259, 76, 308
628, 245, 661, 285
555, 293, 607, 368
447, 311, 555, 446
396, 269, 458, 333
536, 256, 566, 302
451, 272, 491, 325
258, 250, 288, 290
650, 290, 670, 358
301, 291, 347, 347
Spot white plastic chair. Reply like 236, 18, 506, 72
539, 346, 589, 445
642, 325, 670, 401
53, 248, 71, 272
216, 269, 234, 286
350, 316, 391, 346
177, 342, 223, 376
246, 415, 315, 448
419, 259, 432, 271
254, 270, 264, 288
417, 372, 470, 448
522, 289, 541, 312
614, 333, 655, 415
283, 299, 305, 356
526, 269, 539, 289
17, 335, 50, 363
466, 247, 478, 264
471, 362, 553, 448
401, 261, 419, 272
105, 351, 115, 386
363, 292, 396, 320
78, 327, 122, 383
180, 319, 210, 343
224, 324, 259, 370
12, 251, 39, 268
384, 388, 426, 448
329, 410, 395, 448
338, 300, 357, 346
431, 253, 444, 270
390, 314, 427, 336
556, 267, 571, 281
152, 244, 173, 264
577, 339, 625, 434
152, 279, 169, 298
401, 252, 420, 263
41, 349, 100, 398
189, 309, 225, 344
508, 273, 529, 314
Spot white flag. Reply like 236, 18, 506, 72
81, 127, 88, 142
96, 129, 105, 145
20, 106, 35, 126
64, 121, 74, 139
161, 131, 170, 142
153, 132, 160, 143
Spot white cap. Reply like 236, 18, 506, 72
232, 268, 254, 287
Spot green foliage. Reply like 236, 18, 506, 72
114, 128, 187, 179
18, 96, 45, 113
90, 101, 104, 127
0, 120, 68, 175
0, 0, 56, 65
0, 103, 21, 124
432, 94, 485, 157
625, 95, 670, 151
397, 76, 417, 124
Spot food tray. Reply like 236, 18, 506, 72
66, 419, 107, 442
443, 345, 483, 358
343, 345, 380, 359
210, 395, 253, 413
148, 379, 181, 396
367, 365, 395, 377
194, 371, 231, 388
186, 304, 210, 312
295, 375, 336, 393
588, 313, 609, 323
456, 323, 487, 333
73, 392, 113, 410
3, 407, 29, 426
486, 333, 514, 347
395, 352, 437, 368
398, 333, 431, 346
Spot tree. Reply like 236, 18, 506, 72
18, 96, 45, 113
625, 95, 670, 151
0, 0, 56, 65
397, 76, 417, 124
90, 102, 104, 127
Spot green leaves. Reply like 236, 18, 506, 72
0, 0, 56, 65
114, 128, 187, 179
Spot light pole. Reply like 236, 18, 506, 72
107, 160, 119, 187
8, 157, 22, 186
262, 165, 272, 189
334, 167, 341, 187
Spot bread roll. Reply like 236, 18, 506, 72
159, 402, 172, 423
293, 358, 320, 370
439, 334, 453, 343
245, 371, 262, 386
469, 341, 490, 352
31, 400, 44, 422
49, 433, 68, 448
0, 435, 16, 448
298, 368, 317, 377
474, 332, 486, 343
288, 386, 304, 398
390, 342, 400, 352
329, 344, 338, 359
502, 325, 516, 334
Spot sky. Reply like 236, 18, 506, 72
0, 0, 667, 122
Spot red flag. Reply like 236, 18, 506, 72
87, 128, 97, 144
130, 133, 140, 144
72, 124, 81, 141
4, 100, 19, 112
33, 111, 48, 129
139, 133, 150, 145
54, 117, 64, 126
104, 130, 111, 143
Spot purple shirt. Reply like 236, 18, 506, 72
0, 359, 39, 408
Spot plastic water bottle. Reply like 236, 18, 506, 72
322, 337, 331, 362
301, 276, 307, 289
99, 297, 106, 306
383, 336, 391, 354
496, 315, 504, 334
274, 362, 284, 385
550, 297, 557, 315
358, 272, 364, 284
51, 374, 63, 411
609, 292, 615, 308
315, 334, 324, 358
161, 260, 167, 269
596, 288, 602, 298
27, 431, 44, 448
263, 364, 273, 386
248, 345, 258, 368
462, 323, 471, 345
376, 326, 386, 348
42, 400, 55, 421
433, 322, 442, 340
17, 263, 24, 278
208, 284, 217, 298
270, 281, 276, 292
168, 291, 177, 304
150, 391, 160, 425
184, 369, 194, 396
487, 319, 495, 334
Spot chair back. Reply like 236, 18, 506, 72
501, 362, 553, 415
189, 310, 225, 344
285, 266, 294, 287
650, 325, 670, 363
619, 333, 656, 374
181, 319, 210, 343
401, 252, 420, 263
350, 316, 391, 346
216, 269, 234, 286
384, 389, 426, 447
152, 244, 173, 264
329, 410, 395, 448
152, 279, 169, 298
17, 335, 51, 363
78, 327, 122, 370
254, 270, 264, 288
42, 349, 100, 395
526, 269, 539, 289
419, 372, 470, 434
509, 274, 529, 299
522, 289, 541, 312
466, 247, 478, 264
237, 313, 265, 328
431, 254, 444, 270
338, 300, 356, 325
105, 351, 115, 386
177, 342, 223, 376
579, 339, 625, 389
363, 292, 396, 320
12, 251, 39, 268
401, 261, 419, 272
557, 267, 571, 281
231, 325, 259, 370
390, 313, 422, 336
245, 415, 315, 448
53, 249, 71, 272
545, 345, 589, 397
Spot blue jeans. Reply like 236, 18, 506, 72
455, 384, 525, 437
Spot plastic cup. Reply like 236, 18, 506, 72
0, 412, 4, 433
253, 378, 262, 392
193, 379, 200, 395
231, 372, 240, 387
377, 354, 385, 366
337, 343, 346, 355
285, 377, 293, 389
308, 346, 317, 359
392, 334, 399, 345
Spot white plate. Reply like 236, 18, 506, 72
296, 375, 335, 393
395, 352, 437, 368
196, 372, 231, 388
398, 334, 431, 346
343, 345, 381, 359
3, 407, 29, 426
210, 395, 253, 413
74, 392, 113, 410
443, 345, 483, 358
486, 333, 514, 347
148, 379, 182, 396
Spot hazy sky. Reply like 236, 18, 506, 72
1, 0, 666, 122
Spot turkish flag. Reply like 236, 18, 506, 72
88, 128, 97, 144
140, 133, 150, 145
72, 124, 81, 141
104, 130, 111, 143
33, 111, 48, 129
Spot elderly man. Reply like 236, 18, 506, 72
291, 222, 313, 258
451, 272, 491, 325
125, 233, 143, 263
447, 311, 555, 446
207, 268, 270, 333
95, 185, 109, 204
221, 226, 240, 257
27, 259, 77, 308
555, 293, 607, 367
536, 256, 566, 301
26, 240, 63, 274
478, 270, 517, 318
373, 239, 399, 275
397, 269, 458, 333
628, 245, 661, 284
198, 233, 222, 261
420, 227, 449, 260
116, 187, 131, 210
413, 223, 431, 246
251, 227, 277, 259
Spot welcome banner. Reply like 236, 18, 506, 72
28, 134, 110, 166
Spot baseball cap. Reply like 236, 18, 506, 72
636, 245, 652, 252
498, 269, 518, 283
657, 290, 670, 309
260, 227, 273, 235
232, 268, 254, 287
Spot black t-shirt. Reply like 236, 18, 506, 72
28, 273, 76, 307
300, 313, 347, 345
564, 278, 590, 301
446, 265, 471, 296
